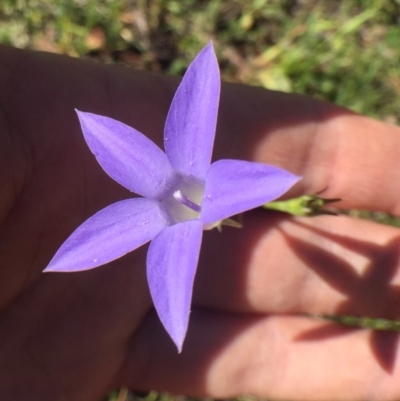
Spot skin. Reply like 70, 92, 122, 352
1, 44, 400, 401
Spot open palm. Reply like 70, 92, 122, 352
1, 45, 400, 401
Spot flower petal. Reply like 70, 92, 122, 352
164, 42, 220, 180
201, 159, 301, 223
45, 198, 167, 272
76, 110, 179, 199
147, 219, 203, 352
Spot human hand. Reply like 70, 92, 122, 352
1, 45, 400, 401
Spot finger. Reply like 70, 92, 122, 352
215, 84, 400, 214
122, 309, 400, 401
4, 46, 400, 217
194, 209, 400, 319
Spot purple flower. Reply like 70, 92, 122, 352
44, 43, 300, 351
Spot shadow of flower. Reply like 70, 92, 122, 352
283, 219, 400, 372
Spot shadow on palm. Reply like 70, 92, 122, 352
285, 219, 400, 372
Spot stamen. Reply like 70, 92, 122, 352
173, 190, 202, 213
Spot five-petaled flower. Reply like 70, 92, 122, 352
44, 42, 301, 352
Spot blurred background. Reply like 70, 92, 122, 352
1, 0, 400, 399
1, 0, 400, 122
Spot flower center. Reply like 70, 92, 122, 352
162, 175, 205, 224
172, 190, 202, 213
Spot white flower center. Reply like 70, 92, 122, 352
162, 175, 205, 224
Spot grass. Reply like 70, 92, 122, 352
1, 0, 400, 400
1, 0, 400, 121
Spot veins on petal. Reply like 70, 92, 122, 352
44, 42, 302, 353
